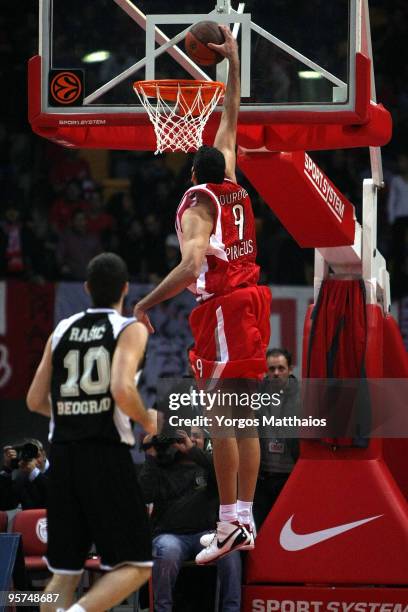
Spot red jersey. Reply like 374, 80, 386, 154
175, 179, 259, 301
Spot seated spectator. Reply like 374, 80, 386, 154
0, 438, 49, 511
387, 152, 408, 297
56, 209, 102, 280
139, 429, 241, 612
48, 148, 91, 192
23, 211, 59, 281
143, 213, 167, 282
163, 234, 181, 275
106, 191, 136, 232
49, 179, 89, 234
86, 186, 116, 249
254, 348, 300, 530
0, 204, 25, 276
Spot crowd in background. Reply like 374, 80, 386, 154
1, 0, 408, 298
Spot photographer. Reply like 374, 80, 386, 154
139, 429, 241, 612
254, 348, 300, 530
0, 439, 49, 511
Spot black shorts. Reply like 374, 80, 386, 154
45, 441, 152, 574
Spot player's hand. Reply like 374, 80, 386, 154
174, 430, 194, 453
208, 25, 239, 62
134, 303, 155, 334
142, 408, 158, 435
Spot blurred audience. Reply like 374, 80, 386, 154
56, 209, 103, 280
387, 153, 408, 298
0, 439, 49, 511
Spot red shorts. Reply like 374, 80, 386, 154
189, 285, 271, 380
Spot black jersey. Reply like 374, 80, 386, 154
50, 308, 136, 445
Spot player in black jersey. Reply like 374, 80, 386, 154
27, 252, 156, 612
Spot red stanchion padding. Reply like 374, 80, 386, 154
312, 279, 367, 375
359, 305, 383, 457
382, 314, 408, 500
383, 314, 408, 376
244, 456, 408, 585
302, 304, 314, 377
242, 585, 408, 611
300, 283, 382, 456
238, 152, 355, 248
365, 304, 384, 378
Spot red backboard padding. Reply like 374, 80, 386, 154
238, 152, 355, 248
28, 54, 392, 152
237, 102, 391, 152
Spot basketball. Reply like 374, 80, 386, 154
185, 21, 225, 66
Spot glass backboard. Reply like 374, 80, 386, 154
40, 0, 356, 120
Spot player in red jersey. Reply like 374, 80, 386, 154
134, 25, 271, 563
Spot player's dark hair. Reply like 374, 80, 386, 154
266, 347, 292, 368
86, 253, 128, 308
193, 145, 225, 184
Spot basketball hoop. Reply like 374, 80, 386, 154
133, 79, 225, 155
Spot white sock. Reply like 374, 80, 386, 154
237, 500, 253, 526
66, 605, 86, 612
219, 503, 237, 522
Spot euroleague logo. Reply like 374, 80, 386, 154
49, 69, 84, 106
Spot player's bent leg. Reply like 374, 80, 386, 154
40, 573, 82, 612
72, 565, 151, 612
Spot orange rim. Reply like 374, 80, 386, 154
133, 79, 225, 105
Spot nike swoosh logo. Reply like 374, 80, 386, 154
280, 514, 383, 551
217, 527, 244, 549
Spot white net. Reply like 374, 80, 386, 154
134, 80, 225, 155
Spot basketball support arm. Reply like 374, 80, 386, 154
238, 152, 391, 315
316, 179, 390, 313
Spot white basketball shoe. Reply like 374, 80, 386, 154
200, 520, 256, 551
196, 521, 252, 564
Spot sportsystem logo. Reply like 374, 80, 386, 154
303, 153, 346, 223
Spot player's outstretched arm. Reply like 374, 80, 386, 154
27, 335, 53, 416
209, 25, 240, 182
111, 321, 157, 434
133, 199, 214, 331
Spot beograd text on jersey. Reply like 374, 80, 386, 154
56, 398, 111, 415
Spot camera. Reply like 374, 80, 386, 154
9, 443, 39, 470
151, 434, 183, 449
140, 434, 184, 466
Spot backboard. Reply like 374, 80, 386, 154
29, 0, 391, 172
37, 0, 358, 120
